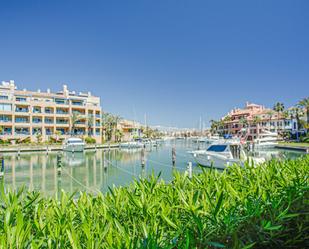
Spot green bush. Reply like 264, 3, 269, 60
0, 156, 308, 248
85, 136, 96, 144
0, 139, 10, 145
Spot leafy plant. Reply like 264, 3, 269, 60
0, 156, 308, 248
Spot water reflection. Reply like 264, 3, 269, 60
2, 141, 305, 196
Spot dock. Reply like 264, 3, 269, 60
275, 145, 309, 153
0, 143, 120, 153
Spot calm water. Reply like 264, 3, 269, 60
2, 140, 304, 196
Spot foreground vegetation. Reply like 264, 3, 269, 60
0, 156, 308, 248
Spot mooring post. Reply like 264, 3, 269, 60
187, 162, 192, 179
103, 151, 107, 172
172, 147, 176, 166
0, 153, 4, 178
141, 148, 146, 167
57, 152, 62, 175
17, 148, 21, 158
46, 145, 49, 155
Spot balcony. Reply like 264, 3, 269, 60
56, 110, 69, 115
45, 119, 54, 124
32, 119, 42, 124
56, 120, 69, 124
15, 118, 29, 123
16, 97, 27, 102
45, 108, 54, 114
0, 118, 12, 123
71, 101, 84, 106
46, 130, 53, 135
15, 108, 29, 113
15, 129, 30, 135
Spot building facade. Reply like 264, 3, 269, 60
219, 102, 297, 139
0, 80, 102, 143
118, 119, 143, 141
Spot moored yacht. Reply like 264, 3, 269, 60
63, 137, 85, 152
190, 141, 265, 169
120, 141, 144, 149
254, 130, 278, 148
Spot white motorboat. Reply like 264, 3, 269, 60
190, 141, 265, 169
120, 141, 144, 149
254, 131, 278, 148
63, 137, 85, 152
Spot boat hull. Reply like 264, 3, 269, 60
193, 153, 241, 169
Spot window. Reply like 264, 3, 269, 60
15, 117, 29, 123
0, 95, 8, 100
55, 98, 67, 105
32, 117, 42, 123
45, 118, 53, 124
45, 107, 54, 113
16, 97, 27, 102
33, 107, 41, 113
0, 103, 12, 111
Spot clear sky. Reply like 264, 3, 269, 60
0, 0, 308, 128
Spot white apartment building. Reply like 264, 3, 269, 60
0, 80, 102, 143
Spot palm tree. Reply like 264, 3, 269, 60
70, 112, 82, 136
239, 117, 248, 128
102, 113, 122, 141
298, 97, 309, 125
266, 110, 275, 131
290, 107, 304, 130
273, 102, 285, 130
209, 120, 219, 134
86, 114, 94, 136
252, 115, 262, 136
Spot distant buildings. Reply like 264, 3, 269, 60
0, 80, 102, 143
218, 102, 298, 140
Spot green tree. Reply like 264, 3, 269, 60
252, 115, 262, 136
102, 113, 122, 141
86, 114, 94, 136
239, 117, 248, 128
298, 97, 309, 125
290, 107, 304, 130
70, 112, 82, 136
273, 102, 285, 130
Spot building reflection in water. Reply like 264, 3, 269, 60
3, 148, 144, 196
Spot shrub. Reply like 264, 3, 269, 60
85, 136, 96, 144
0, 156, 308, 248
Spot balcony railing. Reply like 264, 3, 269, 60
0, 119, 12, 123
45, 120, 54, 124
15, 109, 29, 113
72, 102, 83, 106
56, 111, 69, 114
15, 119, 29, 123
15, 131, 30, 135
56, 121, 69, 124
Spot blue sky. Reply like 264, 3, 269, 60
0, 0, 308, 128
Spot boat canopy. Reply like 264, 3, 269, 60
206, 145, 227, 152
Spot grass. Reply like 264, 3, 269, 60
0, 156, 308, 248
279, 142, 309, 148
